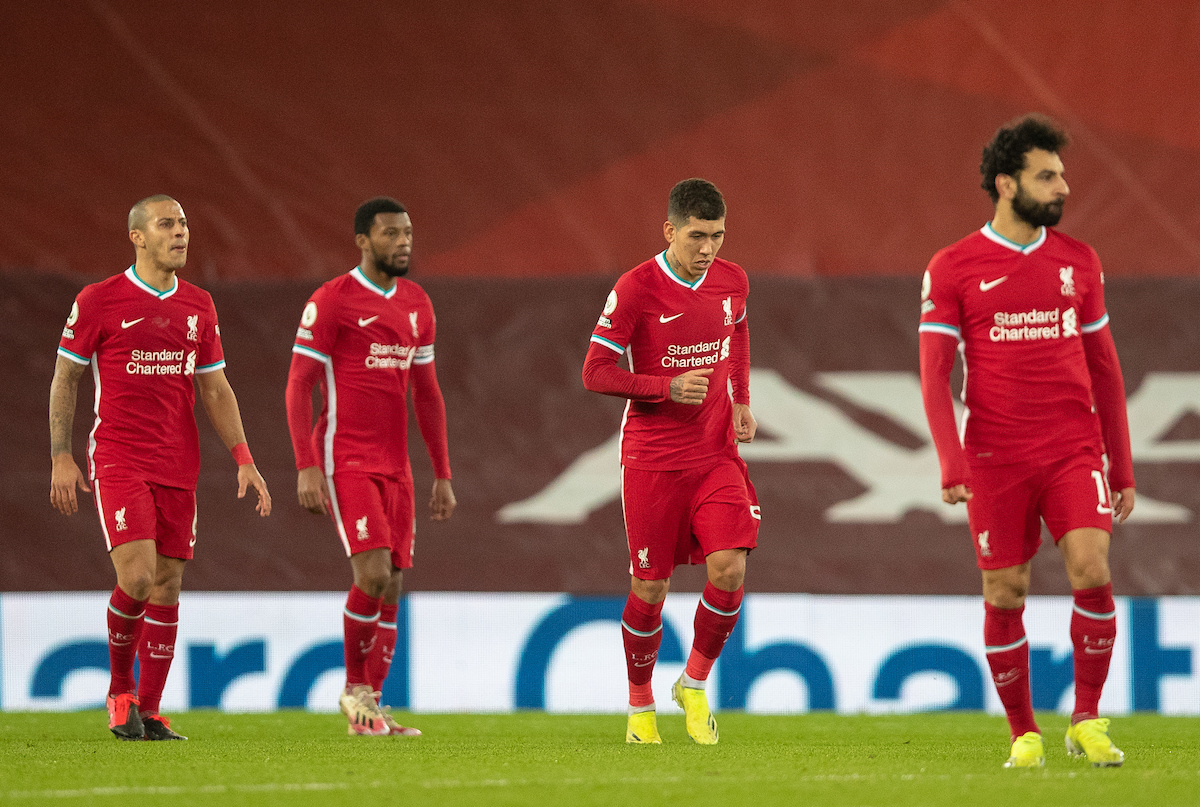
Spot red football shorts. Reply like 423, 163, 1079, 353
327, 471, 416, 569
92, 476, 197, 559
621, 455, 760, 580
965, 451, 1115, 570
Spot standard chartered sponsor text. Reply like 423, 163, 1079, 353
662, 339, 721, 369
127, 348, 187, 375
990, 308, 1070, 342
366, 342, 414, 369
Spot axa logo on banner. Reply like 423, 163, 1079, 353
496, 370, 1200, 526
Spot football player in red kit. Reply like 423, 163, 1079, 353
584, 178, 759, 745
50, 195, 272, 741
287, 197, 455, 737
920, 115, 1134, 769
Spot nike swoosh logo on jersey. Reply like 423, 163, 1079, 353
358, 316, 380, 327
659, 313, 684, 323
1083, 647, 1113, 655
120, 317, 145, 328
979, 276, 1009, 292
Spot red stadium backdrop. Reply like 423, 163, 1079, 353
4, 273, 1199, 595
2, 1, 1198, 595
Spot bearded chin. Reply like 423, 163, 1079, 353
374, 249, 410, 277
1012, 190, 1063, 228
380, 263, 409, 278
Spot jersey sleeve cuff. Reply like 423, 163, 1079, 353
57, 347, 90, 365
918, 322, 961, 339
1081, 313, 1110, 333
413, 344, 435, 365
293, 344, 330, 363
590, 334, 625, 354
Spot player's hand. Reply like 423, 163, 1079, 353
50, 453, 90, 515
297, 466, 329, 515
430, 478, 456, 521
1113, 486, 1135, 524
942, 484, 973, 504
237, 463, 272, 516
732, 403, 757, 443
670, 368, 713, 405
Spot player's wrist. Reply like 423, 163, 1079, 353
231, 442, 254, 466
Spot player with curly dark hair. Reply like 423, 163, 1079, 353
920, 115, 1133, 769
980, 114, 1071, 204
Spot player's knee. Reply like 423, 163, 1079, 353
706, 553, 746, 591
355, 572, 389, 598
1069, 559, 1111, 590
984, 581, 1028, 608
710, 567, 744, 592
632, 578, 669, 604
118, 571, 154, 601
152, 578, 183, 604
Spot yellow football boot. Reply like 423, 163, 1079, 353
1066, 718, 1125, 767
1003, 731, 1045, 768
626, 709, 662, 744
672, 675, 718, 745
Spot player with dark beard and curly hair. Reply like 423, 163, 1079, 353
920, 115, 1133, 769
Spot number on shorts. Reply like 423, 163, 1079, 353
1091, 470, 1113, 515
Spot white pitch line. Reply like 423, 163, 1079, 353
3, 781, 387, 800
7, 769, 1196, 799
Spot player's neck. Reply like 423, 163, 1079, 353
989, 207, 1043, 247
132, 259, 177, 292
359, 261, 397, 291
664, 249, 705, 283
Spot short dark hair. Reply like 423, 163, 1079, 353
980, 114, 1070, 203
128, 194, 177, 230
354, 197, 407, 236
668, 178, 725, 224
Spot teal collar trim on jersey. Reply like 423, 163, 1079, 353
656, 251, 707, 290
350, 266, 397, 298
124, 265, 178, 299
981, 222, 1047, 255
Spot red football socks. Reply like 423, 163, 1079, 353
343, 585, 381, 688
137, 602, 179, 716
983, 601, 1039, 738
107, 586, 146, 696
1071, 583, 1116, 723
622, 593, 664, 707
686, 583, 743, 681
367, 601, 399, 693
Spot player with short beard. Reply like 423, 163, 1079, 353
286, 196, 455, 737
919, 115, 1134, 769
50, 195, 272, 741
584, 178, 759, 745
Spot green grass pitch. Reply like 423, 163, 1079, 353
1, 711, 1197, 806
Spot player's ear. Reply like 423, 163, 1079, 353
354, 232, 369, 251
995, 173, 1016, 201
663, 219, 676, 244
129, 229, 145, 249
